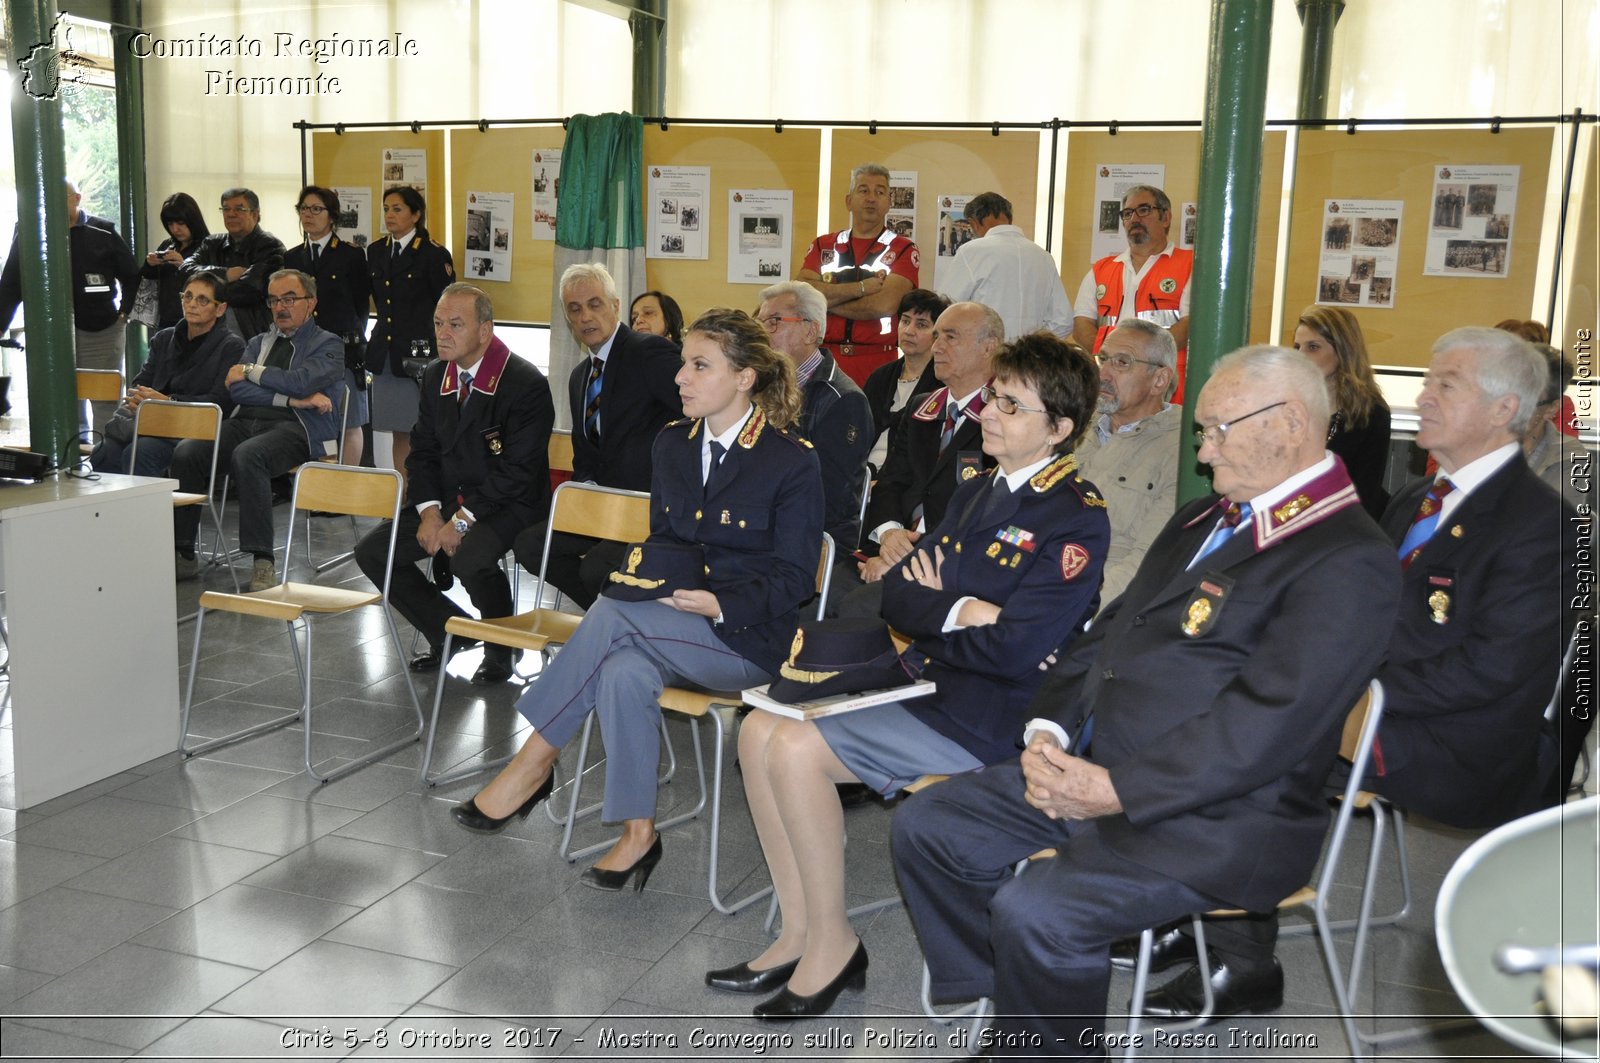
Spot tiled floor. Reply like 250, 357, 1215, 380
0, 507, 1576, 1060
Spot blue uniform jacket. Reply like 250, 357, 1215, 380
650, 410, 824, 674
882, 454, 1109, 764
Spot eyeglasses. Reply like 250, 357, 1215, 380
265, 294, 309, 309
1118, 203, 1164, 221
980, 384, 1047, 416
1193, 401, 1286, 447
219, 205, 254, 215
179, 293, 216, 306
296, 205, 328, 214
1095, 352, 1163, 372
758, 314, 803, 331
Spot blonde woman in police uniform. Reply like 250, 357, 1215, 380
450, 309, 824, 893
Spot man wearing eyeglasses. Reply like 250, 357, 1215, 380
757, 281, 873, 550
1073, 320, 1183, 603
171, 270, 343, 592
180, 187, 286, 340
893, 346, 1399, 1056
1071, 184, 1193, 399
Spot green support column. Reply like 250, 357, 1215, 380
629, 0, 666, 116
1295, 0, 1345, 122
112, 0, 150, 375
1180, 0, 1275, 505
3, 0, 78, 469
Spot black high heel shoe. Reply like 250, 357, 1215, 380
705, 956, 799, 994
450, 772, 554, 834
580, 835, 662, 892
752, 941, 868, 1021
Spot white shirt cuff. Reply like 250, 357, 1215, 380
942, 596, 976, 633
869, 520, 903, 544
1023, 718, 1071, 749
415, 500, 442, 515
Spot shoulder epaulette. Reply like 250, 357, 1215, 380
736, 408, 768, 449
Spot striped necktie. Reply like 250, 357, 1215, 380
583, 357, 603, 443
938, 401, 960, 454
458, 370, 472, 406
1397, 478, 1455, 569
1191, 500, 1251, 566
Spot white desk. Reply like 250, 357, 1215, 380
0, 473, 179, 807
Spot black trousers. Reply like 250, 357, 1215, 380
891, 762, 1219, 1060
355, 508, 513, 659
512, 526, 626, 611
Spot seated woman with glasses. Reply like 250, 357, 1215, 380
711, 333, 1109, 1021
1291, 306, 1391, 517
450, 309, 824, 890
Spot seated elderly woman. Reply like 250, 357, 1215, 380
450, 309, 823, 889
712, 333, 1109, 1020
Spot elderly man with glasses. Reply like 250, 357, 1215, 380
1071, 184, 1193, 400
1073, 319, 1183, 603
180, 186, 286, 340
170, 269, 344, 591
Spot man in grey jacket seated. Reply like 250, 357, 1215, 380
170, 269, 344, 591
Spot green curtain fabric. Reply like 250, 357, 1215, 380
555, 112, 644, 250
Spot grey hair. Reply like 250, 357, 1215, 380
1212, 345, 1331, 430
759, 280, 827, 331
269, 268, 316, 298
559, 262, 619, 303
1122, 184, 1172, 214
1434, 326, 1547, 436
849, 162, 891, 188
1110, 319, 1179, 399
440, 282, 494, 325
972, 303, 1006, 346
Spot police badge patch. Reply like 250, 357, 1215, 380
1060, 543, 1090, 581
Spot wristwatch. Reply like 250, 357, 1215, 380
452, 517, 471, 535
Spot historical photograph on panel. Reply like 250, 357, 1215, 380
1425, 165, 1519, 277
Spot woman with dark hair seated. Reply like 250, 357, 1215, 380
1292, 305, 1392, 517
711, 333, 1109, 1020
630, 290, 686, 345
451, 309, 823, 889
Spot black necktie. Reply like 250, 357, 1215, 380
706, 440, 727, 487
310, 243, 320, 264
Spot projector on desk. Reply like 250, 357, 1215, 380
0, 447, 50, 481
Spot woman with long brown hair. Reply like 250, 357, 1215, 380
450, 309, 823, 890
1293, 305, 1392, 516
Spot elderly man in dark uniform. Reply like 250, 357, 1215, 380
1139, 326, 1585, 1023
757, 280, 873, 549
180, 187, 285, 341
356, 284, 553, 686
285, 185, 371, 465
511, 262, 680, 610
891, 345, 1401, 1058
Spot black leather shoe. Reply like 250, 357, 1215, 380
410, 649, 444, 672
835, 782, 877, 808
450, 772, 555, 834
705, 957, 799, 994
752, 941, 868, 1021
471, 656, 515, 686
1111, 925, 1198, 972
580, 835, 663, 892
1138, 958, 1284, 1023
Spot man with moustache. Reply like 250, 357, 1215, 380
1071, 184, 1192, 399
1073, 319, 1182, 603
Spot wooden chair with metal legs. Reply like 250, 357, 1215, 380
75, 369, 123, 455
129, 400, 239, 597
179, 464, 426, 783
416, 481, 653, 788
556, 533, 837, 915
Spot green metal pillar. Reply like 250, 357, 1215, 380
1179, 0, 1275, 505
629, 0, 666, 116
1295, 0, 1344, 121
4, 0, 78, 469
112, 0, 149, 374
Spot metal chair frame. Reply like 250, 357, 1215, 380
129, 400, 239, 600
555, 533, 836, 915
179, 464, 424, 783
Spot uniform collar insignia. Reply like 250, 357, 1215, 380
441, 337, 511, 397
1028, 453, 1078, 493
912, 386, 951, 422
737, 407, 768, 449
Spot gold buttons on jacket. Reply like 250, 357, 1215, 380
694, 509, 703, 520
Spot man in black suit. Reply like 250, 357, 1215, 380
890, 345, 1400, 1056
831, 300, 1000, 618
356, 284, 554, 686
511, 263, 681, 608
1140, 327, 1584, 1022
758, 280, 873, 548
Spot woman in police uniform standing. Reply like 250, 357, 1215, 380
367, 185, 453, 480
449, 308, 824, 893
